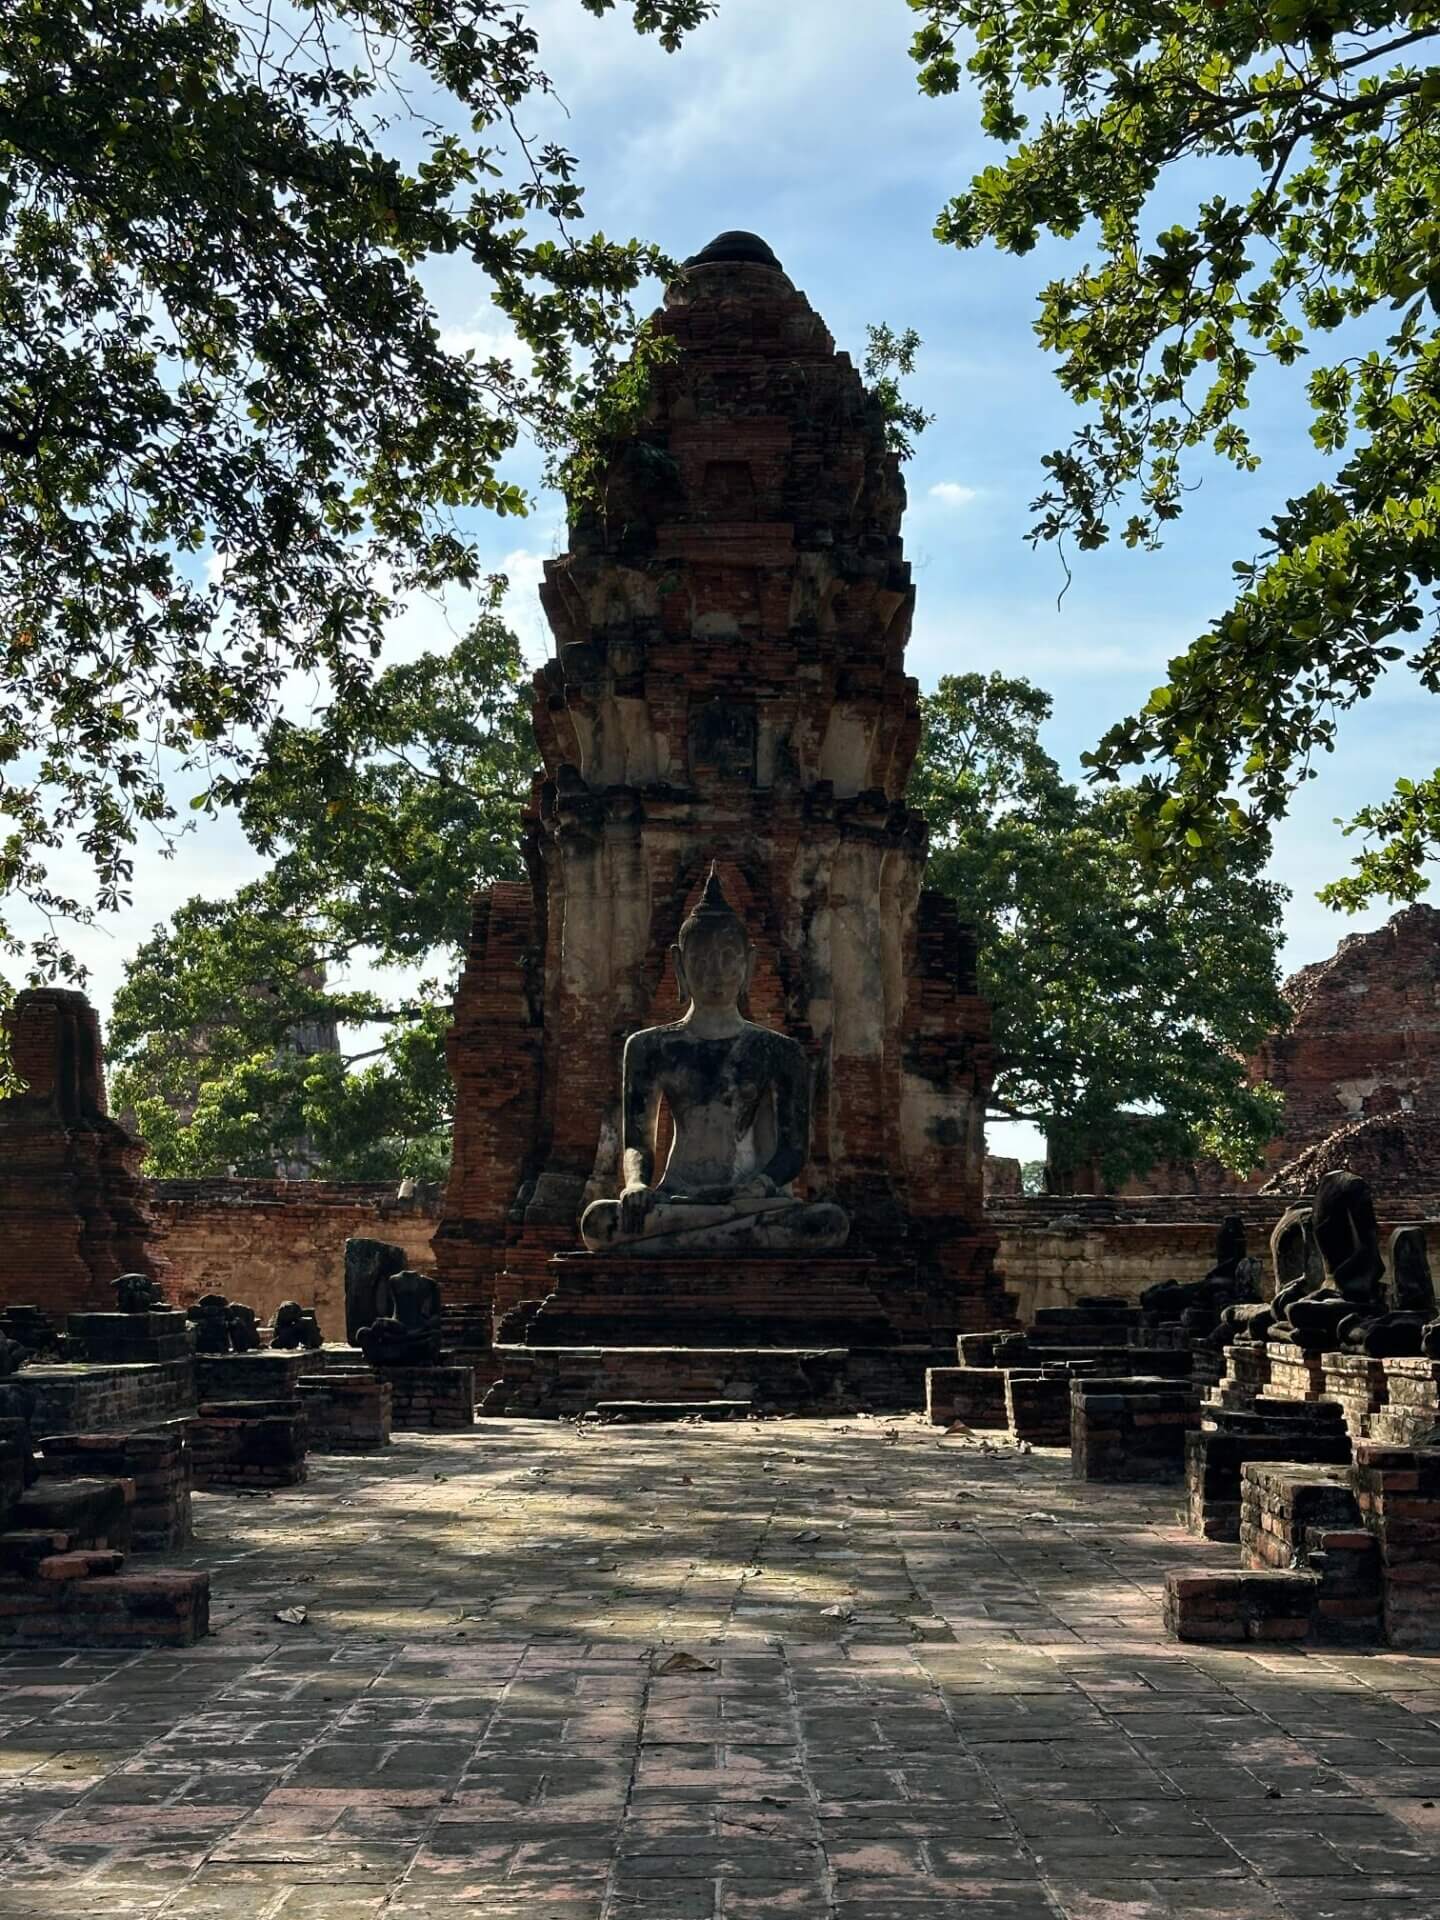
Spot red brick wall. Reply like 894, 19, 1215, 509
145, 1181, 439, 1332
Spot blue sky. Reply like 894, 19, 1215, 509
45, 0, 1432, 1162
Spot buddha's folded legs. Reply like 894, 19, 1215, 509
581, 1195, 848, 1255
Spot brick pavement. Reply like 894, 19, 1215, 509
1, 1417, 1439, 1919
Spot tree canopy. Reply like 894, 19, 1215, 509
108, 606, 530, 1178
910, 0, 1440, 906
0, 0, 709, 980
910, 672, 1289, 1183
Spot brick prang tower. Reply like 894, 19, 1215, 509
436, 231, 1004, 1356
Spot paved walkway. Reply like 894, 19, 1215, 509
2, 1416, 1439, 1919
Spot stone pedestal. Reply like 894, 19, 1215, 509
297, 1374, 391, 1452
482, 1345, 858, 1419
1185, 1402, 1351, 1542
1240, 1462, 1381, 1644
190, 1399, 306, 1490
24, 1359, 195, 1434
1322, 1352, 1390, 1442
65, 1311, 190, 1364
36, 1428, 192, 1551
1165, 1568, 1319, 1644
1004, 1371, 1072, 1446
1070, 1376, 1198, 1483
1265, 1341, 1328, 1402
0, 1465, 207, 1647
1206, 1341, 1271, 1411
925, 1366, 1008, 1429
505, 1253, 895, 1349
1353, 1441, 1440, 1649
375, 1365, 474, 1432
1372, 1357, 1440, 1446
194, 1349, 306, 1404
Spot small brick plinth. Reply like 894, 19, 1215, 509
298, 1344, 370, 1375
375, 1365, 474, 1432
65, 1311, 191, 1365
22, 1359, 196, 1435
1353, 1440, 1440, 1649
297, 1373, 391, 1451
956, 1332, 1004, 1366
190, 1399, 306, 1490
1206, 1341, 1272, 1412
1165, 1569, 1319, 1643
1029, 1303, 1140, 1345
1322, 1352, 1390, 1442
1185, 1407, 1351, 1542
11, 1475, 133, 1554
1070, 1376, 1198, 1482
925, 1367, 1007, 1429
1265, 1342, 1328, 1402
1240, 1461, 1382, 1643
0, 1565, 209, 1647
1004, 1371, 1071, 1446
1372, 1357, 1440, 1446
194, 1350, 307, 1404
1241, 1461, 1358, 1569
37, 1428, 191, 1551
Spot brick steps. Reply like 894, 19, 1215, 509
483, 1345, 941, 1419
503, 1254, 898, 1350
594, 1400, 753, 1423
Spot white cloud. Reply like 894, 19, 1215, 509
929, 482, 981, 509
498, 545, 556, 669
436, 318, 532, 380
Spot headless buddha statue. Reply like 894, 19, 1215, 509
580, 868, 849, 1257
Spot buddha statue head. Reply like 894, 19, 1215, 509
672, 866, 753, 1014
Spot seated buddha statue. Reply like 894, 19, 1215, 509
580, 868, 849, 1257
1270, 1169, 1387, 1349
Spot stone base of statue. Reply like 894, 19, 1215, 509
65, 1310, 191, 1365
480, 1249, 958, 1418
501, 1251, 895, 1348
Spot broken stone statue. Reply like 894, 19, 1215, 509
113, 1272, 164, 1314
580, 867, 848, 1257
1270, 1170, 1387, 1350
343, 1236, 408, 1346
357, 1268, 444, 1366
270, 1301, 324, 1351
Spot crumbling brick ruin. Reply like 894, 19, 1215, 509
1252, 904, 1440, 1186
434, 231, 1003, 1371
0, 989, 167, 1315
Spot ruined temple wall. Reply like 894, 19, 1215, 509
1252, 904, 1440, 1175
145, 1181, 439, 1329
993, 1194, 1440, 1322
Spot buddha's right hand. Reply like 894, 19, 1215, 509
619, 1185, 655, 1236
